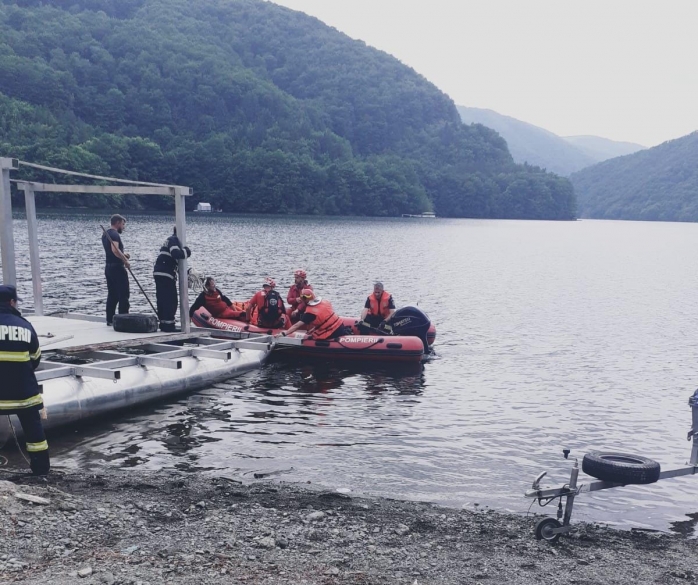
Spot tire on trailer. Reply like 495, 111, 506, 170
582, 451, 660, 484
113, 313, 159, 334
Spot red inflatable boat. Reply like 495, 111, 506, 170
191, 306, 435, 364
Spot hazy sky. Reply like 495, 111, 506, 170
271, 0, 698, 147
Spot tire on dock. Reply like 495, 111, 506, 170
113, 313, 159, 333
582, 451, 660, 484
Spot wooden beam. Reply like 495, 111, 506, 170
24, 186, 43, 315
14, 183, 191, 196
0, 158, 17, 285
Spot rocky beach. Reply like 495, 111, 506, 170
0, 469, 696, 584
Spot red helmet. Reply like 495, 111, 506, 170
300, 288, 315, 300
294, 269, 307, 279
263, 277, 276, 288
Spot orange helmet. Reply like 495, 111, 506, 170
263, 277, 276, 288
300, 288, 315, 300
294, 269, 307, 279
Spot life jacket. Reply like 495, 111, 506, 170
258, 290, 284, 325
368, 291, 392, 319
305, 299, 342, 340
204, 289, 230, 317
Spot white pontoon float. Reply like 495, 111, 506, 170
525, 390, 698, 542
0, 158, 273, 443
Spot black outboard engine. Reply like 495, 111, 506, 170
385, 306, 431, 353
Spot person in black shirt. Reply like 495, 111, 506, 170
153, 227, 191, 332
102, 214, 130, 326
0, 285, 49, 475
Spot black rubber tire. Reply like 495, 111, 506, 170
582, 451, 660, 484
535, 517, 561, 542
113, 313, 159, 334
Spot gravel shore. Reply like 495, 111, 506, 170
0, 469, 696, 584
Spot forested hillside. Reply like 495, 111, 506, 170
0, 0, 575, 219
570, 132, 698, 221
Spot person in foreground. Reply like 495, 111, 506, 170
247, 278, 286, 329
102, 214, 130, 326
278, 289, 351, 340
0, 285, 49, 476
360, 282, 396, 328
153, 226, 191, 332
287, 269, 312, 323
189, 277, 242, 319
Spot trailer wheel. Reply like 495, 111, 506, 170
113, 314, 159, 333
582, 451, 660, 484
535, 517, 561, 542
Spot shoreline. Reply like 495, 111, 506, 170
0, 469, 696, 584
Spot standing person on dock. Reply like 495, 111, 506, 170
0, 285, 49, 476
246, 278, 286, 329
287, 269, 312, 323
279, 289, 351, 340
360, 282, 396, 328
153, 226, 191, 332
102, 214, 130, 326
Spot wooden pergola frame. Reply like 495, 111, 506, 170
0, 157, 194, 332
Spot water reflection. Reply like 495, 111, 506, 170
5, 212, 698, 533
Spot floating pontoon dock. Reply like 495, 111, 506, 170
0, 158, 273, 443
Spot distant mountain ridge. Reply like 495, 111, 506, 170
457, 106, 645, 176
569, 131, 698, 221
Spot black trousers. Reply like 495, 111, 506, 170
155, 275, 178, 331
4, 408, 50, 475
364, 314, 383, 328
105, 264, 130, 324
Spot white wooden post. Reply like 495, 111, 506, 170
24, 185, 43, 315
174, 187, 190, 333
0, 158, 18, 286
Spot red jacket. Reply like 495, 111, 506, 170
287, 282, 312, 311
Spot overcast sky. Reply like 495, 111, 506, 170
271, 0, 698, 147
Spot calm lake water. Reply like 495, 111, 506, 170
3, 212, 698, 535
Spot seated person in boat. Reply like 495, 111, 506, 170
287, 269, 312, 323
360, 282, 396, 328
189, 277, 245, 320
279, 289, 351, 340
247, 277, 286, 328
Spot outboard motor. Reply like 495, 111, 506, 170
387, 306, 431, 353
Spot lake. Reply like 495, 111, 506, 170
3, 212, 698, 535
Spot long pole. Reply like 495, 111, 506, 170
100, 224, 159, 320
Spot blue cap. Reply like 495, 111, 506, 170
0, 285, 18, 303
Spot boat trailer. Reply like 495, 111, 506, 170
525, 389, 698, 542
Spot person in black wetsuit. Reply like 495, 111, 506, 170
153, 226, 191, 332
102, 214, 130, 326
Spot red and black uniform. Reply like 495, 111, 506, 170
0, 302, 49, 475
250, 290, 286, 328
102, 227, 129, 325
364, 291, 395, 327
302, 299, 348, 340
189, 288, 242, 319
